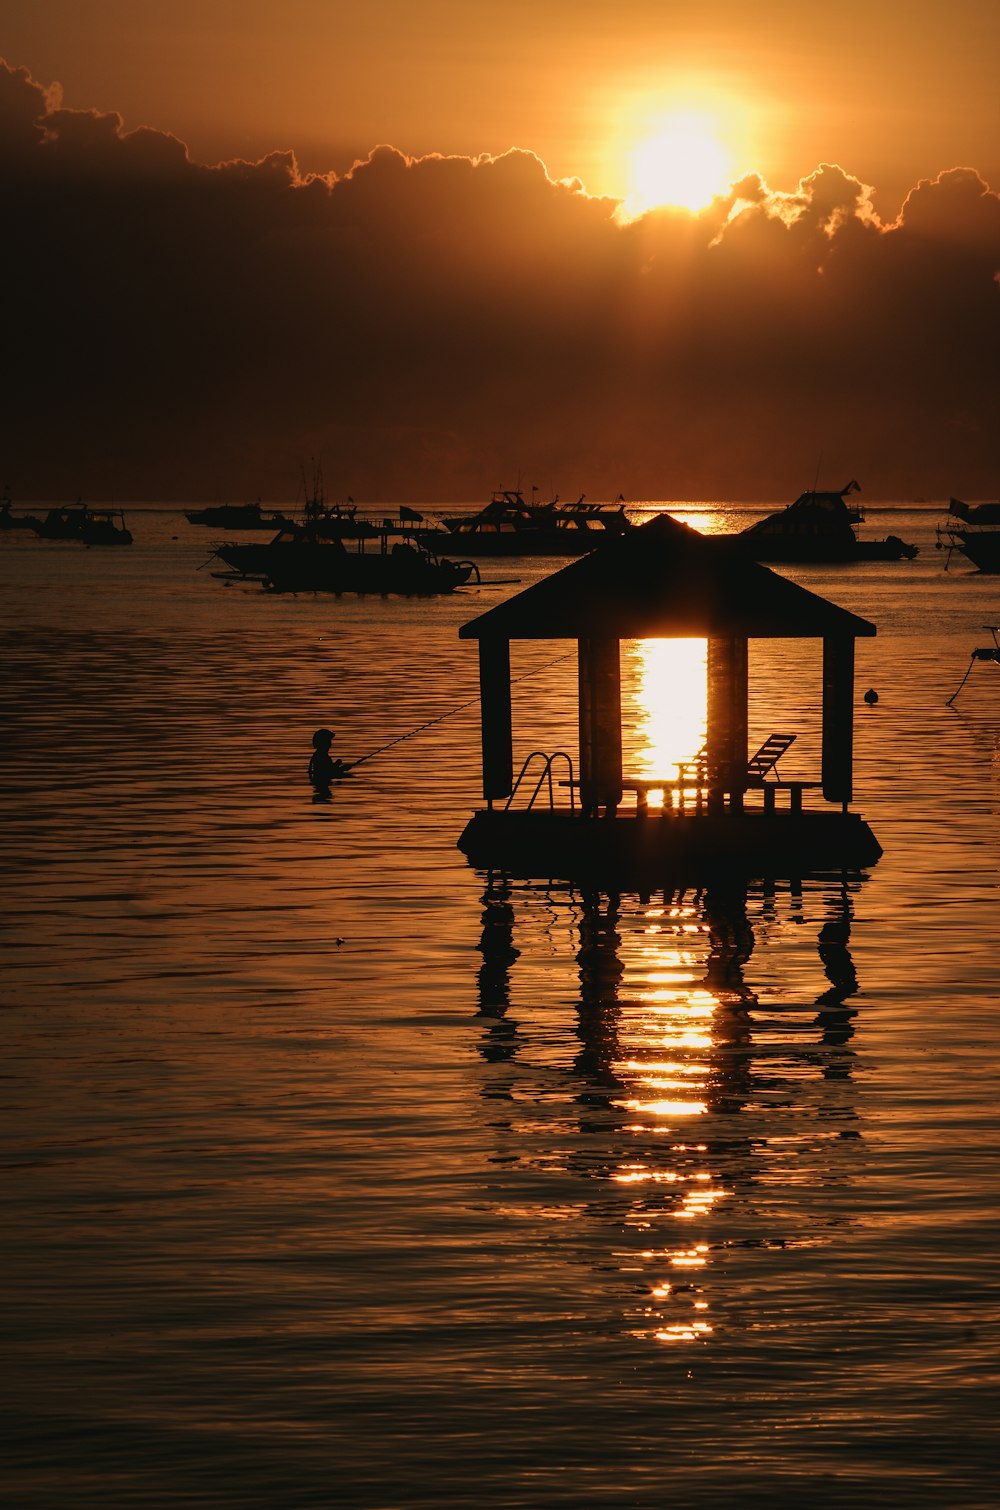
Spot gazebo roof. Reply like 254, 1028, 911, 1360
459, 513, 876, 641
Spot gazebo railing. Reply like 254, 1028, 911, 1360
505, 751, 576, 813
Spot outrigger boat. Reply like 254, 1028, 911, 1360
733, 481, 918, 564
212, 518, 477, 595
936, 498, 1000, 572
414, 490, 633, 557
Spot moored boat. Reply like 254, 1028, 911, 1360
733, 481, 918, 563
937, 498, 1000, 572
213, 520, 477, 595
186, 501, 289, 529
30, 504, 92, 540
79, 509, 133, 546
414, 490, 633, 556
0, 500, 37, 530
30, 504, 132, 545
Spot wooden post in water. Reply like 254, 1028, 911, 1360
478, 638, 513, 806
578, 636, 623, 815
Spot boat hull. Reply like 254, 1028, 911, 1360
951, 531, 1000, 572
736, 537, 917, 564
186, 506, 288, 529
81, 529, 132, 545
216, 541, 474, 594
458, 807, 882, 886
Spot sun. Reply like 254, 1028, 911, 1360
624, 110, 733, 215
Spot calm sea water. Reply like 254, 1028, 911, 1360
2, 503, 999, 1508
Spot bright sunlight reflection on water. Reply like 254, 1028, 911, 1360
607, 896, 730, 1343
629, 638, 707, 804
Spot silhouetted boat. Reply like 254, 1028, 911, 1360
296, 502, 375, 539
81, 509, 133, 545
30, 504, 92, 540
415, 491, 633, 556
947, 497, 1000, 526
733, 481, 918, 563
0, 500, 36, 530
937, 498, 1000, 572
31, 505, 133, 545
186, 502, 288, 529
213, 521, 477, 595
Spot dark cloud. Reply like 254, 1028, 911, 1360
2, 58, 999, 502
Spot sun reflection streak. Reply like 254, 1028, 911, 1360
476, 869, 865, 1358
655, 1322, 714, 1342
607, 896, 737, 1347
621, 1099, 709, 1117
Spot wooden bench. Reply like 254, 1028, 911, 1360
622, 775, 709, 815
623, 775, 823, 816
748, 779, 823, 815
564, 733, 822, 817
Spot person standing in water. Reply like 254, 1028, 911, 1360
308, 728, 353, 786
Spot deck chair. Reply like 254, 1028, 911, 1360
678, 734, 795, 785
744, 733, 796, 784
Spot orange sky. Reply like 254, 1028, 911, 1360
3, 3, 1000, 501
6, 0, 1000, 216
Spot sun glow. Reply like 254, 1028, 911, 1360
630, 638, 707, 803
624, 110, 733, 215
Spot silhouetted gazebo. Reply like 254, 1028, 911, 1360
457, 513, 881, 881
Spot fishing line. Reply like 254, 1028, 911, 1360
347, 651, 575, 768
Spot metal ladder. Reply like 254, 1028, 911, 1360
504, 751, 576, 813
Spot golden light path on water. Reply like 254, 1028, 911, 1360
608, 892, 730, 1345
610, 631, 741, 1341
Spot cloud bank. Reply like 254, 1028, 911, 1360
3, 59, 999, 502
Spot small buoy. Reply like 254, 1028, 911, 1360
863, 688, 878, 706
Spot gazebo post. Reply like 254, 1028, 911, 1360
706, 636, 749, 813
822, 635, 855, 812
479, 637, 513, 808
578, 636, 623, 816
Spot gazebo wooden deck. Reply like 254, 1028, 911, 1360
457, 513, 882, 883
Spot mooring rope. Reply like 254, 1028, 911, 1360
947, 647, 1000, 705
348, 651, 575, 768
947, 654, 979, 706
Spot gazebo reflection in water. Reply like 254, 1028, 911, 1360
473, 871, 864, 1346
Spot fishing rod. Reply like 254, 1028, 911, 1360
346, 651, 575, 769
